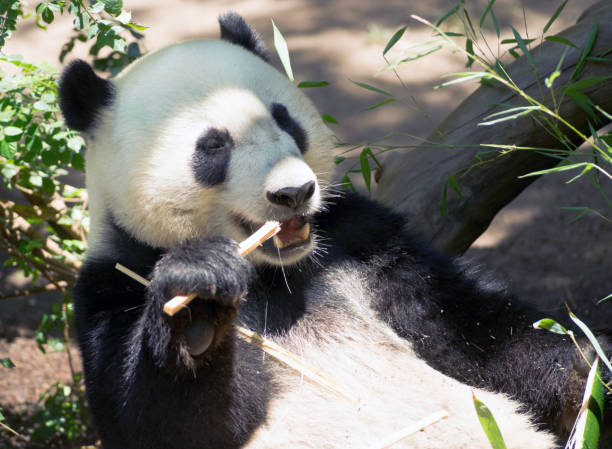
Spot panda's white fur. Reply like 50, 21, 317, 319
59, 14, 602, 449
243, 267, 557, 449
86, 39, 332, 264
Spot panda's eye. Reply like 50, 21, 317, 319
192, 128, 233, 187
271, 102, 307, 154
196, 128, 233, 153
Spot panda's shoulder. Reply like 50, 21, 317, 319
317, 192, 427, 258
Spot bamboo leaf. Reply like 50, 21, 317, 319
543, 0, 569, 34
383, 25, 407, 56
435, 4, 460, 27
435, 72, 490, 89
465, 39, 474, 68
479, 0, 496, 28
360, 149, 371, 192
519, 162, 591, 178
321, 114, 339, 125
568, 358, 603, 449
272, 19, 294, 82
490, 9, 500, 38
511, 26, 535, 70
569, 313, 612, 375
479, 106, 540, 126
473, 393, 508, 449
571, 20, 598, 82
366, 98, 396, 111
297, 81, 329, 88
350, 80, 393, 96
447, 174, 463, 199
544, 35, 577, 49
533, 318, 568, 334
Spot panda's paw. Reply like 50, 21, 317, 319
145, 237, 253, 366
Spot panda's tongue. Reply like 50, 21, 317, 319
273, 217, 310, 249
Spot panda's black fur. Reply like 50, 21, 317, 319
61, 12, 610, 449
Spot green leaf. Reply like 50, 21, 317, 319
366, 98, 396, 110
435, 72, 491, 89
359, 148, 372, 192
88, 2, 104, 14
0, 139, 14, 158
0, 358, 15, 368
479, 106, 540, 126
350, 80, 393, 96
321, 114, 339, 125
1, 164, 18, 180
473, 393, 508, 449
71, 153, 85, 171
511, 26, 535, 70
544, 35, 577, 49
447, 175, 463, 199
297, 81, 329, 88
115, 10, 131, 24
41, 6, 54, 24
67, 135, 85, 151
341, 174, 355, 192
42, 177, 55, 195
435, 4, 460, 27
519, 162, 591, 178
86, 23, 99, 40
532, 318, 568, 334
465, 39, 474, 68
3, 126, 22, 136
271, 19, 294, 82
29, 173, 42, 187
383, 25, 407, 56
571, 20, 598, 82
569, 313, 612, 375
490, 9, 500, 38
74, 12, 89, 31
543, 0, 569, 34
124, 22, 148, 31
479, 0, 496, 28
101, 0, 122, 16
568, 358, 603, 449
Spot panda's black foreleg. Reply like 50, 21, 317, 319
74, 237, 267, 449
366, 245, 610, 438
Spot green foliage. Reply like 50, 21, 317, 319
0, 2, 146, 445
30, 376, 90, 443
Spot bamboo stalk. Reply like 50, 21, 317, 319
374, 410, 449, 449
162, 221, 280, 315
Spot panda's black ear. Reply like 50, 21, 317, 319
218, 12, 269, 62
59, 60, 115, 132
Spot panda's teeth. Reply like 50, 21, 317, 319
297, 222, 310, 241
273, 234, 286, 249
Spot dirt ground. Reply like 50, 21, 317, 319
1, 0, 610, 447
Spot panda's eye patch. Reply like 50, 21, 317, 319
271, 102, 307, 154
192, 128, 233, 187
195, 128, 233, 153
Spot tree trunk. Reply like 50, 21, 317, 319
375, 1, 612, 254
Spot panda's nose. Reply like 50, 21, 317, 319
266, 181, 316, 209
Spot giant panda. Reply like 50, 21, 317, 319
58, 12, 610, 449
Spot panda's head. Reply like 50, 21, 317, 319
59, 13, 335, 266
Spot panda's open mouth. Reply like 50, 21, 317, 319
234, 215, 312, 255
